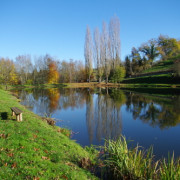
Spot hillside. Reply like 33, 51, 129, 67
123, 55, 180, 85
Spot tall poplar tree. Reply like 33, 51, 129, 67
101, 22, 110, 84
109, 16, 121, 70
94, 27, 103, 82
84, 25, 93, 82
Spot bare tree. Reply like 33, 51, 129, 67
15, 54, 33, 84
84, 25, 93, 82
109, 16, 121, 70
101, 22, 110, 83
94, 27, 103, 82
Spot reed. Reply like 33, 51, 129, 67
103, 136, 180, 179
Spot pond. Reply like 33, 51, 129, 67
13, 87, 180, 159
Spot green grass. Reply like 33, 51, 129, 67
0, 89, 97, 179
123, 74, 180, 84
102, 136, 180, 180
142, 59, 174, 73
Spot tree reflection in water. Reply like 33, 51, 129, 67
14, 88, 180, 145
125, 92, 180, 129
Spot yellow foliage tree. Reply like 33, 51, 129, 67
48, 61, 59, 84
0, 58, 18, 85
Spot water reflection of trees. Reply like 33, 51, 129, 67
18, 88, 88, 116
125, 92, 180, 129
15, 88, 180, 143
17, 88, 126, 143
86, 89, 126, 143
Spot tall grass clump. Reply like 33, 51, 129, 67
102, 136, 180, 180
159, 154, 180, 179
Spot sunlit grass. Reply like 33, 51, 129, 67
0, 89, 97, 179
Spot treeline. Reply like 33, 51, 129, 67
0, 54, 86, 85
124, 35, 180, 77
84, 16, 125, 83
1, 25, 180, 86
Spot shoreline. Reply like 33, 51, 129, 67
0, 89, 98, 179
1, 87, 180, 179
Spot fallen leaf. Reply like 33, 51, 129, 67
33, 177, 40, 180
61, 175, 68, 180
34, 148, 39, 151
11, 163, 17, 169
44, 150, 48, 154
33, 134, 38, 139
4, 163, 8, 167
7, 153, 14, 157
42, 156, 49, 160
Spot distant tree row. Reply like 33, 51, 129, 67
124, 35, 180, 77
0, 54, 86, 86
1, 34, 179, 86
84, 16, 125, 83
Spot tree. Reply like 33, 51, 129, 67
15, 54, 33, 84
111, 65, 126, 83
125, 56, 132, 77
48, 61, 59, 84
0, 58, 18, 86
139, 39, 159, 66
131, 47, 142, 74
157, 35, 180, 60
84, 25, 93, 82
174, 59, 180, 77
101, 22, 110, 83
94, 27, 103, 82
109, 16, 121, 70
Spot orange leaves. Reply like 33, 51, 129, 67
34, 148, 39, 152
33, 177, 40, 180
48, 88, 60, 111
0, 133, 9, 139
41, 156, 50, 160
11, 163, 17, 169
48, 61, 59, 84
33, 134, 38, 139
7, 153, 14, 157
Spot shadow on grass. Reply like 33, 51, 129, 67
1, 112, 8, 120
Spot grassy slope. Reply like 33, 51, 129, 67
0, 89, 97, 179
123, 55, 180, 85
123, 74, 180, 85
142, 59, 174, 73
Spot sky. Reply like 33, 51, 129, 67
0, 0, 180, 63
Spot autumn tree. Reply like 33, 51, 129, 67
74, 60, 86, 82
33, 54, 58, 84
48, 61, 59, 84
157, 35, 180, 60
0, 58, 18, 86
84, 25, 93, 82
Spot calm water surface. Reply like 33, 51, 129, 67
13, 88, 180, 159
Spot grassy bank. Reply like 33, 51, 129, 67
123, 74, 180, 85
0, 89, 97, 179
142, 59, 174, 74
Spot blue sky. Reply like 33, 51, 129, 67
0, 0, 180, 63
